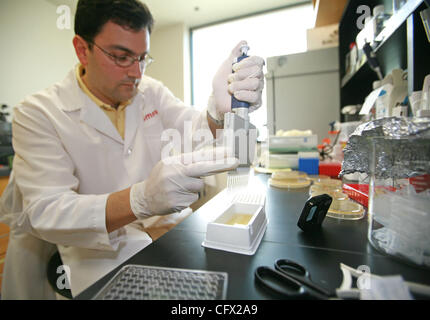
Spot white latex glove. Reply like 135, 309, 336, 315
130, 147, 239, 219
208, 40, 265, 121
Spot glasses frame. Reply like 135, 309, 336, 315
88, 41, 154, 69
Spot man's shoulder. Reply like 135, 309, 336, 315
16, 69, 78, 112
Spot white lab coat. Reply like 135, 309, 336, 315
0, 67, 210, 299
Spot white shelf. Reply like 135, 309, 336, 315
341, 0, 424, 88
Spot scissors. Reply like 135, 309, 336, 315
255, 259, 334, 299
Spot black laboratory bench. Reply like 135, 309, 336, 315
76, 173, 430, 300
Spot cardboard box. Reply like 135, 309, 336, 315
307, 23, 339, 51
313, 0, 348, 27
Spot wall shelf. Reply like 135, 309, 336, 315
341, 0, 424, 88
338, 0, 429, 122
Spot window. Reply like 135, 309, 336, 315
191, 3, 315, 141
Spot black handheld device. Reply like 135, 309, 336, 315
297, 194, 332, 232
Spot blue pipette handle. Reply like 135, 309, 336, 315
231, 53, 250, 109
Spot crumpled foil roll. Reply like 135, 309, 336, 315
340, 117, 430, 179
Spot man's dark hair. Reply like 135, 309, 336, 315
75, 0, 154, 45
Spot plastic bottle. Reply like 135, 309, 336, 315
373, 5, 390, 39
375, 84, 393, 118
349, 42, 358, 74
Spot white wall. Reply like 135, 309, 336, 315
145, 23, 190, 105
0, 0, 77, 115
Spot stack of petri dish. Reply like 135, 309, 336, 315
310, 179, 365, 220
268, 170, 311, 189
268, 170, 365, 220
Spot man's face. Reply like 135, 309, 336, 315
82, 21, 150, 106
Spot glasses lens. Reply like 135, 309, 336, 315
116, 56, 134, 67
144, 55, 153, 67
114, 54, 153, 69
137, 55, 153, 70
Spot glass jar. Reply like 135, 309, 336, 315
368, 137, 430, 269
372, 5, 391, 45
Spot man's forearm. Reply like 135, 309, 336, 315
106, 188, 137, 233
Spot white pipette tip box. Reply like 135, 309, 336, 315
202, 202, 268, 255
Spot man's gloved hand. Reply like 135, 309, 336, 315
130, 147, 239, 219
208, 40, 265, 121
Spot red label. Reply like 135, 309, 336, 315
143, 110, 158, 122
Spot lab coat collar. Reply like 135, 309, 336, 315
79, 98, 124, 144
58, 67, 142, 145
57, 68, 85, 112
124, 94, 143, 151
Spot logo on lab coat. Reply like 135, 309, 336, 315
144, 110, 159, 122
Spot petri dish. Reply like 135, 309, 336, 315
309, 184, 342, 195
310, 189, 349, 201
307, 174, 330, 182
313, 178, 343, 188
271, 170, 307, 181
253, 166, 292, 174
269, 178, 311, 189
326, 198, 365, 220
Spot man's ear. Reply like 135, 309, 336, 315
73, 35, 90, 66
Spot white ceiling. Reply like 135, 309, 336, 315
143, 0, 308, 29
46, 0, 310, 29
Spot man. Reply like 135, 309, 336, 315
0, 0, 264, 299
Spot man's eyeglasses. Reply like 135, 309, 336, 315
89, 41, 154, 69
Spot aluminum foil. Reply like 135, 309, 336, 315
340, 117, 430, 179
